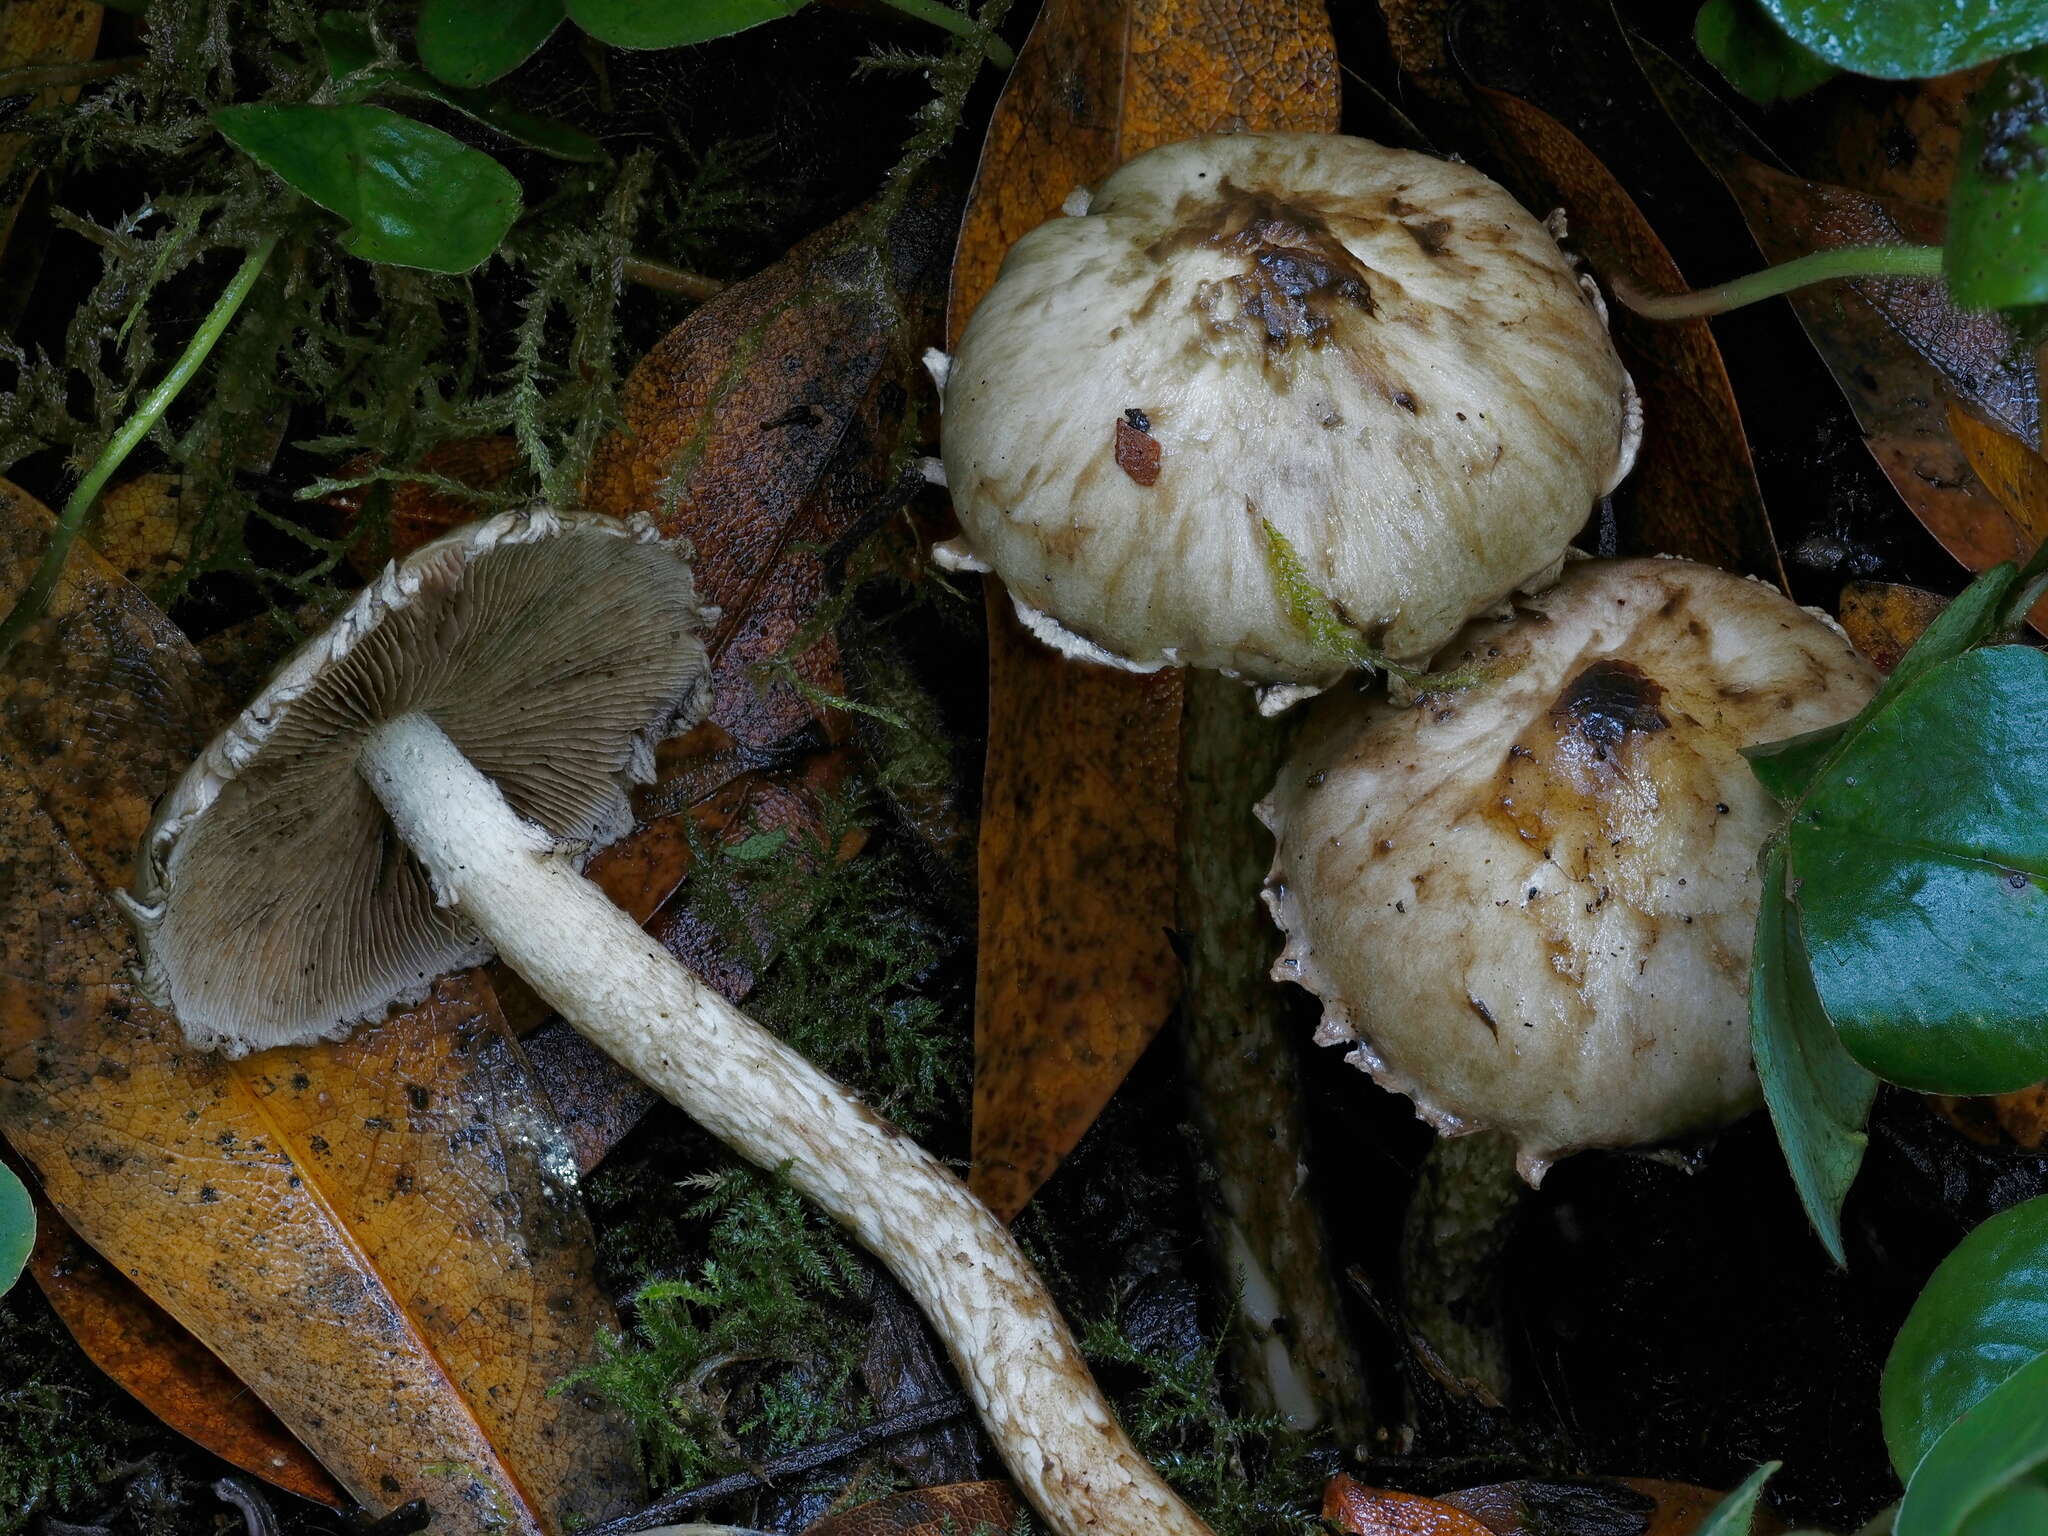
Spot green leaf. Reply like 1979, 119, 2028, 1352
0, 1162, 31, 1297
1790, 646, 2048, 1093
1960, 1476, 2048, 1536
1745, 560, 2019, 803
418, 0, 565, 87
1898, 1351, 2048, 1536
214, 104, 522, 272
1750, 843, 1876, 1265
1948, 47, 2048, 313
731, 829, 791, 862
567, 0, 808, 49
1883, 1194, 2048, 1482
1756, 0, 2048, 80
319, 15, 603, 162
1690, 1462, 1782, 1536
1696, 0, 1839, 101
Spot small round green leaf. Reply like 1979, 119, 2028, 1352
1697, 0, 1839, 102
214, 104, 522, 273
0, 1163, 31, 1296
1883, 1195, 2048, 1484
1947, 47, 2048, 313
418, 0, 565, 87
567, 0, 808, 50
1758, 0, 2048, 81
1791, 646, 2048, 1093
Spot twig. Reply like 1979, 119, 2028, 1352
581, 1392, 972, 1536
622, 255, 726, 302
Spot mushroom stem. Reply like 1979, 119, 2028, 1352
358, 711, 1214, 1536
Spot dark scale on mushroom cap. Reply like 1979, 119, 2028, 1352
118, 508, 713, 1055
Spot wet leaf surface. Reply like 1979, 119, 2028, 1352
1838, 580, 1952, 671
799, 1480, 1019, 1536
1438, 1476, 1783, 1535
950, 0, 1337, 1223
0, 479, 637, 1531
21, 1182, 346, 1505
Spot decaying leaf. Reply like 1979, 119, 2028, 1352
0, 479, 637, 1531
1630, 38, 2043, 604
22, 1187, 345, 1507
89, 473, 191, 590
0, 0, 104, 263
1323, 1476, 1495, 1536
950, 0, 1337, 1223
1472, 87, 1782, 583
1837, 580, 1951, 672
1436, 1476, 1784, 1535
800, 1480, 1020, 1536
586, 186, 949, 756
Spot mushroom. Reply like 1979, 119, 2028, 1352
934, 132, 1640, 707
118, 508, 1215, 1536
1257, 557, 1880, 1182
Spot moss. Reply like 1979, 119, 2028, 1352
0, 1281, 190, 1534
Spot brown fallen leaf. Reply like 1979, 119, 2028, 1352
1837, 580, 1951, 672
1473, 88, 1783, 583
802, 1481, 1021, 1536
1439, 1477, 1783, 1536
0, 479, 637, 1531
951, 0, 1337, 1222
88, 473, 191, 589
1630, 39, 2041, 606
586, 186, 948, 757
1323, 1476, 1495, 1536
0, 0, 103, 263
19, 1181, 346, 1508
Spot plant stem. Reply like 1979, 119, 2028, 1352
0, 56, 143, 96
877, 0, 1016, 68
1619, 243, 1946, 320
0, 237, 276, 664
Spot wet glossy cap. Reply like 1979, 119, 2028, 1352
120, 508, 712, 1055
938, 132, 1640, 700
1258, 557, 1878, 1180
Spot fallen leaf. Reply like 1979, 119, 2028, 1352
0, 0, 103, 262
1323, 1477, 1496, 1536
89, 473, 191, 589
0, 478, 638, 1531
1630, 37, 2044, 607
950, 0, 1337, 1222
1437, 1477, 1784, 1536
19, 1182, 346, 1508
1473, 86, 1784, 583
1930, 1083, 2048, 1151
801, 1481, 1021, 1536
586, 185, 949, 757
1810, 67, 1992, 207
337, 435, 525, 573
1837, 580, 1951, 671
1375, 0, 1459, 98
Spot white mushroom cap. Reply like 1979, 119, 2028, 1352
938, 132, 1640, 692
1257, 558, 1879, 1182
119, 508, 712, 1054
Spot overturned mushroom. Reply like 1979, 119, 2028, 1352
119, 509, 1215, 1536
934, 132, 1640, 705
1258, 558, 1879, 1182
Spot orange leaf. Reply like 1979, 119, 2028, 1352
18, 1182, 345, 1508
1473, 88, 1782, 583
802, 1481, 1022, 1536
1836, 580, 1951, 673
0, 479, 637, 1532
1323, 1476, 1496, 1536
949, 0, 1338, 1222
